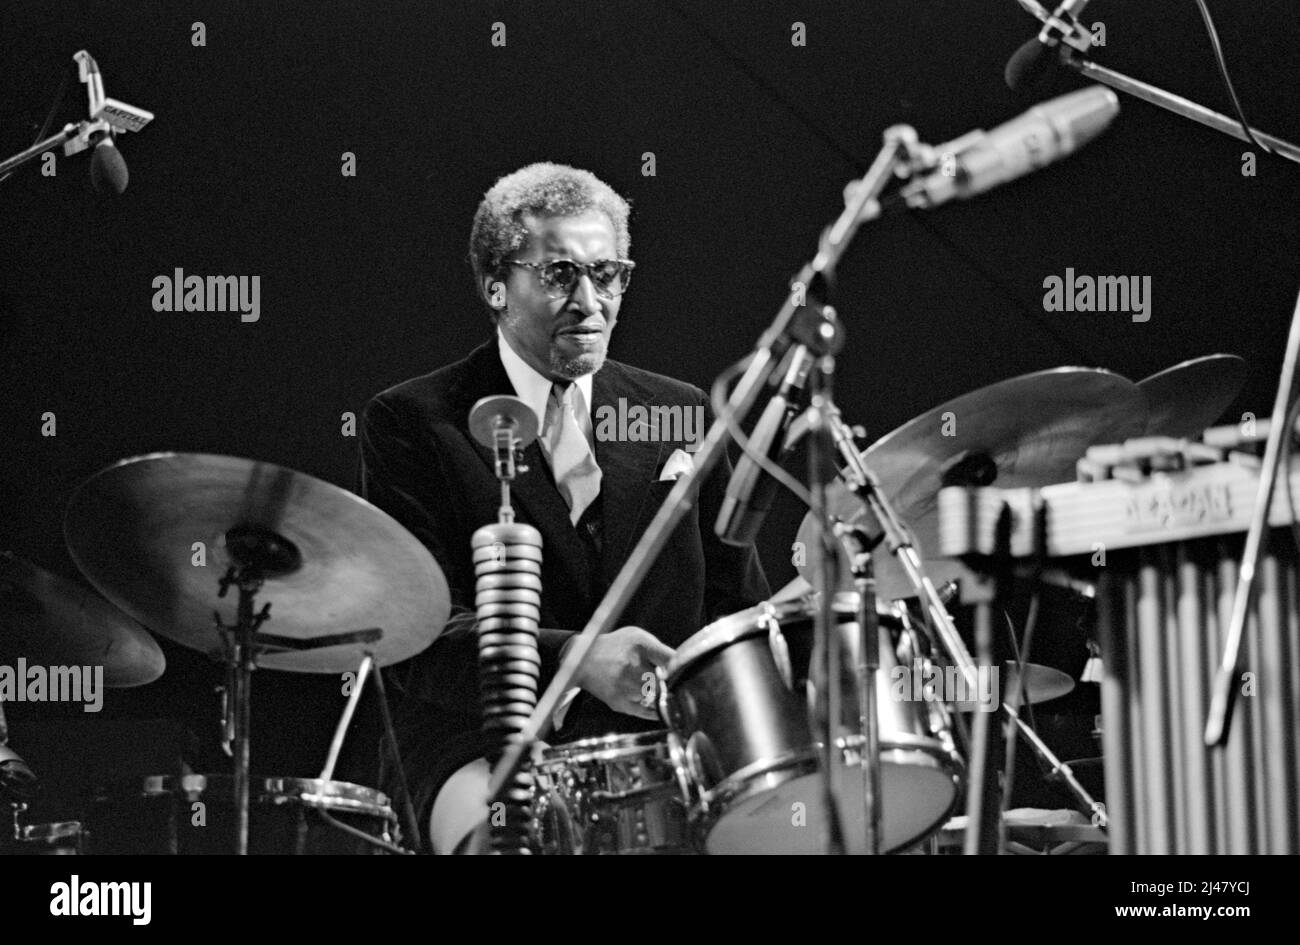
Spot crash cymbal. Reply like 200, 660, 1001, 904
954, 661, 1075, 711
796, 367, 1147, 599
63, 453, 449, 673
0, 552, 165, 687
1136, 354, 1246, 439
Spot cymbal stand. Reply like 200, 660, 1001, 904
212, 525, 384, 855
316, 653, 421, 853
836, 523, 884, 856
213, 561, 273, 857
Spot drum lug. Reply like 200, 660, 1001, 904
765, 612, 794, 691
655, 665, 671, 725
666, 729, 697, 811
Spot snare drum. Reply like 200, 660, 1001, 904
663, 594, 962, 854
85, 775, 399, 855
532, 731, 695, 855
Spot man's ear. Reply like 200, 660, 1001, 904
483, 277, 507, 310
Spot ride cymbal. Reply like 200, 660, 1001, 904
64, 453, 449, 673
796, 367, 1147, 599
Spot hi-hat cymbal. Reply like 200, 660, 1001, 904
1136, 354, 1246, 439
796, 367, 1147, 599
0, 552, 166, 687
63, 453, 449, 673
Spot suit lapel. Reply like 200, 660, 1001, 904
592, 365, 665, 586
452, 341, 596, 607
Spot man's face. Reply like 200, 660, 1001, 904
492, 210, 623, 381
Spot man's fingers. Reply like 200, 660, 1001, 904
638, 637, 675, 667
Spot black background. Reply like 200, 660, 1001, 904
2, 1, 1298, 815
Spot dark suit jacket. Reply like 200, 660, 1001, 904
358, 338, 769, 827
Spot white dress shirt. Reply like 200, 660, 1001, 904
497, 327, 595, 450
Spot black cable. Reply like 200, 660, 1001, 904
0, 66, 72, 185
710, 355, 813, 508
1194, 0, 1273, 155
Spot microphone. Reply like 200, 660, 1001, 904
899, 85, 1119, 210
63, 51, 153, 195
468, 394, 542, 854
1006, 0, 1095, 91
89, 131, 129, 195
0, 744, 40, 803
716, 343, 812, 546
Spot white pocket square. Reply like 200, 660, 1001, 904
658, 448, 695, 481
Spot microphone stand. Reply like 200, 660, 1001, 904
1012, 2, 1300, 164
805, 361, 849, 855
821, 408, 999, 852
0, 124, 90, 178
1205, 284, 1300, 745
1, 51, 154, 183
835, 522, 884, 856
486, 125, 921, 805
1065, 55, 1300, 164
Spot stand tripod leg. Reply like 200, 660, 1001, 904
372, 665, 422, 853
964, 603, 1002, 855
232, 637, 252, 856
316, 653, 422, 853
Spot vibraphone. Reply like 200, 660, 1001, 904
938, 440, 1300, 854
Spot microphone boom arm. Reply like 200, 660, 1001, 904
1063, 52, 1300, 165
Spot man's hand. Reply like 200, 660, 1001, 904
565, 626, 674, 721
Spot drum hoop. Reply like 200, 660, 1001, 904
698, 747, 820, 812
666, 594, 864, 684
539, 730, 670, 765
125, 774, 393, 818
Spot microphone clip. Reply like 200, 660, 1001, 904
63, 50, 154, 158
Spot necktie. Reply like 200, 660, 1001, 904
541, 383, 602, 525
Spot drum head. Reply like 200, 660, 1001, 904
706, 744, 959, 854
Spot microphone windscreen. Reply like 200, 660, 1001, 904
1005, 37, 1055, 91
91, 138, 129, 195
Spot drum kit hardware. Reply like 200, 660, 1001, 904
0, 359, 1257, 855
5, 453, 451, 855
497, 353, 1247, 855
